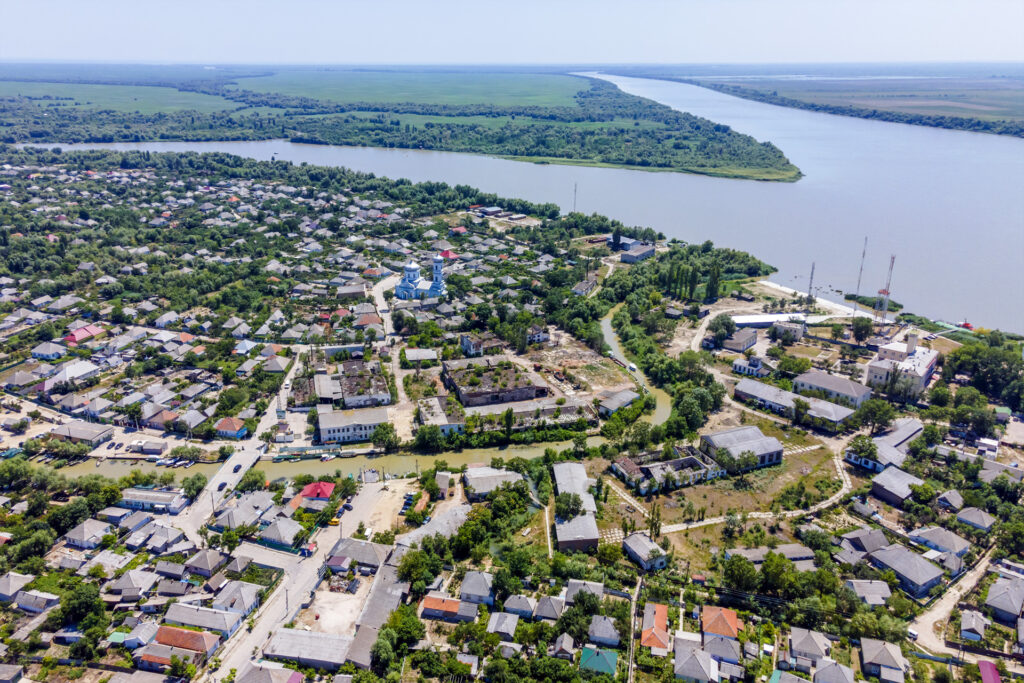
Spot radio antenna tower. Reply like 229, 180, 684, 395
806, 262, 815, 307
854, 236, 868, 301
875, 255, 895, 324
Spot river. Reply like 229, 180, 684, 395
37, 75, 1024, 331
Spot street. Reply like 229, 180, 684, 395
206, 481, 386, 680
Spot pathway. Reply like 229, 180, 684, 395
606, 478, 649, 518
627, 577, 642, 683
660, 450, 853, 534
543, 504, 553, 559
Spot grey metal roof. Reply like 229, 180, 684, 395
264, 629, 352, 669
795, 369, 872, 399
588, 615, 619, 643
460, 571, 493, 599
868, 545, 942, 587
871, 466, 923, 501
555, 514, 599, 545
986, 577, 1024, 617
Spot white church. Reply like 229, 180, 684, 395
394, 253, 447, 300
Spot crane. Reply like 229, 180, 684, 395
875, 255, 895, 325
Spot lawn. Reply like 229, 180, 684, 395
0, 81, 237, 113
233, 70, 590, 107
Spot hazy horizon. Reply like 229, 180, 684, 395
2, 0, 1022, 65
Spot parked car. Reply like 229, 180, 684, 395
217, 482, 227, 491
343, 503, 353, 511
233, 464, 242, 473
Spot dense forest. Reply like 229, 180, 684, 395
0, 75, 801, 180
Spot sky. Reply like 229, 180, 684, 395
2, 0, 1022, 65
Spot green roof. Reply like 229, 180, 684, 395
580, 646, 617, 675
995, 407, 1011, 414
108, 632, 126, 644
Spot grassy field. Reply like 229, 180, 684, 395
702, 76, 1024, 122
0, 81, 236, 113
234, 70, 589, 106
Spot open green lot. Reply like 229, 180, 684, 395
0, 81, 237, 113
234, 70, 589, 106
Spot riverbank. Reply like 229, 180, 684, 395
499, 152, 801, 182
606, 74, 1024, 139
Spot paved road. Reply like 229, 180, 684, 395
208, 481, 385, 680
178, 357, 305, 543
905, 547, 1024, 675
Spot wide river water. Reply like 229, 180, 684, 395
39, 75, 1024, 330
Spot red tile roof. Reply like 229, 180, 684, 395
215, 417, 245, 432
300, 481, 335, 500
702, 605, 741, 639
155, 625, 219, 653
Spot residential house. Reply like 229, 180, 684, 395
958, 507, 997, 532
961, 610, 990, 642
154, 625, 220, 659
326, 537, 391, 575
215, 417, 247, 440
580, 645, 618, 676
985, 577, 1024, 623
909, 526, 970, 557
16, 589, 59, 613
859, 638, 910, 683
844, 579, 891, 607
871, 467, 924, 508
674, 642, 718, 683
588, 615, 620, 647
212, 581, 262, 616
565, 579, 604, 605
486, 612, 520, 641
164, 603, 242, 638
700, 425, 783, 471
419, 592, 477, 623
702, 606, 740, 640
0, 573, 33, 602
789, 627, 831, 666
64, 519, 112, 549
867, 544, 943, 598
184, 550, 229, 578
549, 633, 576, 660
623, 532, 668, 571
460, 571, 494, 606
640, 602, 670, 654
533, 596, 565, 622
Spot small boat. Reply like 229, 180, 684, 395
320, 454, 335, 462
184, 461, 194, 468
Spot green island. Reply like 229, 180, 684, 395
0, 65, 801, 181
